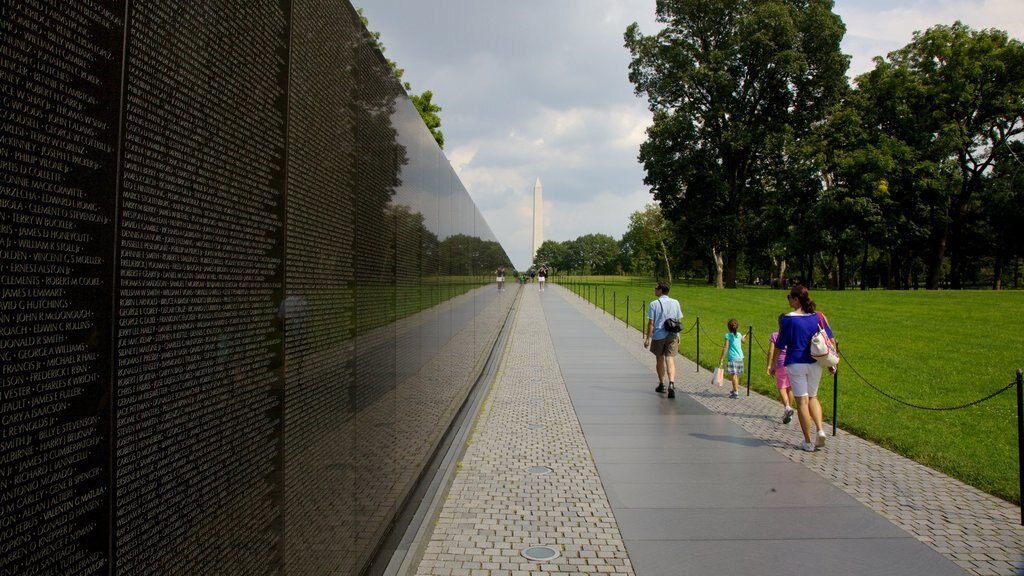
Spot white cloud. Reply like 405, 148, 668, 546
837, 0, 1024, 76
361, 0, 1024, 271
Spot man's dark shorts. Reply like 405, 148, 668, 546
650, 336, 678, 357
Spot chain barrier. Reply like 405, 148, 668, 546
750, 331, 771, 357
698, 317, 717, 342
838, 349, 1017, 411
680, 317, 697, 335
563, 280, 1018, 412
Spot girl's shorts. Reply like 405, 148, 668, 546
726, 359, 744, 375
774, 365, 790, 390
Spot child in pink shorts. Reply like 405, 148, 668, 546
768, 331, 794, 424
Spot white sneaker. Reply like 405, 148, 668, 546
815, 430, 827, 448
801, 441, 815, 452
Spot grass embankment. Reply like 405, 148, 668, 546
559, 276, 1023, 505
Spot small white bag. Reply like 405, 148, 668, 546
809, 312, 839, 367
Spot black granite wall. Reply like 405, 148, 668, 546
0, 1, 514, 574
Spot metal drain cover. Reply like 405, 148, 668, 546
521, 545, 560, 561
527, 466, 553, 475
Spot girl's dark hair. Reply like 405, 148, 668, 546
727, 318, 739, 333
790, 285, 816, 313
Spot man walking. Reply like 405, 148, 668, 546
644, 282, 682, 399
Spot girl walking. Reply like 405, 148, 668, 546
718, 319, 746, 399
767, 331, 794, 423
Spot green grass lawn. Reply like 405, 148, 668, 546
559, 276, 1024, 505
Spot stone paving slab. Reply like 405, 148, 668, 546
556, 285, 1024, 576
414, 288, 635, 576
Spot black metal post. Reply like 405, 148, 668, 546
1017, 368, 1022, 526
833, 342, 839, 436
745, 325, 753, 396
602, 287, 605, 313
696, 316, 700, 371
613, 291, 617, 320
626, 295, 630, 330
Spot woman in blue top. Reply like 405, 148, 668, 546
769, 285, 836, 453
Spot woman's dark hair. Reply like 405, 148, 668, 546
656, 282, 670, 294
790, 285, 816, 313
727, 318, 739, 333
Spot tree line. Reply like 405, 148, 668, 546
621, 0, 1024, 289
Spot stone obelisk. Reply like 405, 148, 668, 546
532, 178, 543, 265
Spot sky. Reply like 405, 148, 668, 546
357, 0, 1024, 271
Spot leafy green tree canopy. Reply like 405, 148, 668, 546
625, 0, 848, 287
854, 22, 1024, 288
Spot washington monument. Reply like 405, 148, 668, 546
532, 178, 543, 265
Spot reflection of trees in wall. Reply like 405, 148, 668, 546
438, 234, 510, 276
352, 21, 408, 313
358, 8, 445, 148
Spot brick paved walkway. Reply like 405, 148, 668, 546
414, 287, 635, 576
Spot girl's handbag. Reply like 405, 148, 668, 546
809, 312, 840, 367
712, 367, 724, 386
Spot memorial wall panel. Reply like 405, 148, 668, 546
114, 2, 287, 574
283, 1, 358, 573
0, 2, 123, 574
0, 1, 515, 574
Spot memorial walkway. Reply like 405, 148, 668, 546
393, 284, 1023, 576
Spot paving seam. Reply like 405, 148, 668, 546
554, 285, 1023, 576
414, 287, 636, 576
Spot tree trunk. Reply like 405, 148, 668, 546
777, 258, 787, 289
837, 251, 846, 290
712, 248, 724, 289
925, 219, 949, 290
993, 244, 1004, 290
860, 242, 869, 290
659, 239, 673, 282
724, 264, 737, 288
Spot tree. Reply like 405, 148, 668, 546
859, 23, 1024, 288
565, 234, 621, 274
534, 239, 570, 272
980, 141, 1024, 288
625, 0, 848, 288
621, 204, 673, 280
358, 8, 446, 148
411, 90, 444, 148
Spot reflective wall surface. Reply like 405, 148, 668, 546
0, 1, 514, 574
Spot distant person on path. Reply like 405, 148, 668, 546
537, 265, 548, 291
718, 319, 746, 399
769, 285, 836, 452
496, 266, 505, 292
767, 331, 794, 423
643, 282, 682, 399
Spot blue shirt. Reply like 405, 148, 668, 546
775, 311, 834, 366
647, 295, 682, 340
725, 332, 744, 360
